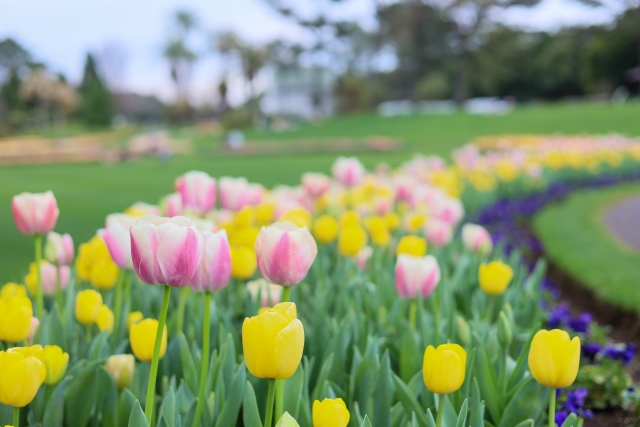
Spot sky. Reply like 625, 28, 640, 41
0, 0, 625, 105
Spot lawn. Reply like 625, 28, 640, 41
534, 182, 640, 314
3, 101, 640, 281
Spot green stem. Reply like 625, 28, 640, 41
145, 285, 171, 426
85, 324, 92, 343
282, 286, 291, 303
485, 296, 496, 323
264, 378, 277, 427
55, 266, 64, 312
433, 295, 441, 346
34, 234, 45, 320
435, 394, 445, 427
234, 280, 244, 316
13, 406, 19, 427
192, 292, 211, 427
125, 270, 132, 305
112, 269, 124, 345
501, 347, 509, 394
176, 287, 190, 335
409, 299, 417, 332
275, 285, 291, 421
549, 388, 556, 427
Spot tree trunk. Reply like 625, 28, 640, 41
453, 49, 468, 107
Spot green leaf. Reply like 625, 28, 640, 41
391, 373, 428, 427
88, 331, 111, 361
512, 421, 534, 427
158, 387, 176, 427
34, 304, 67, 350
361, 415, 373, 427
129, 400, 150, 427
177, 333, 198, 394
468, 379, 484, 427
399, 331, 421, 383
425, 409, 436, 427
455, 400, 468, 427
43, 377, 71, 427
374, 351, 393, 427
475, 345, 502, 425
497, 377, 548, 427
119, 389, 138, 427
242, 381, 263, 427
64, 360, 102, 427
312, 353, 335, 402
560, 413, 579, 427
283, 364, 304, 419
214, 363, 246, 427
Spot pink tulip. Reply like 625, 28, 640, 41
189, 230, 232, 292
175, 171, 216, 215
461, 223, 493, 255
248, 183, 265, 205
101, 214, 137, 269
246, 278, 283, 307
301, 172, 332, 198
44, 232, 75, 265
255, 221, 318, 286
219, 177, 252, 211
430, 196, 464, 225
12, 191, 59, 235
29, 317, 40, 341
130, 215, 204, 287
356, 246, 373, 270
374, 197, 394, 215
424, 219, 453, 248
40, 262, 70, 295
395, 254, 441, 299
332, 157, 365, 187
164, 193, 184, 217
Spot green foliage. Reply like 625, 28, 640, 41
575, 359, 634, 410
78, 53, 113, 127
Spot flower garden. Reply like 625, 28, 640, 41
2, 134, 640, 427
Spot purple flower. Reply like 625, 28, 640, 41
541, 279, 560, 299
548, 303, 572, 328
564, 388, 588, 413
603, 343, 637, 365
568, 313, 592, 333
555, 410, 569, 426
582, 342, 602, 360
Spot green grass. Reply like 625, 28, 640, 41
534, 182, 640, 314
3, 101, 640, 281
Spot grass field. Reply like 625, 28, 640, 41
3, 101, 640, 281
534, 182, 640, 313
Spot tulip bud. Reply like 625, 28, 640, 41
312, 398, 350, 427
101, 213, 138, 269
29, 317, 40, 342
528, 329, 580, 389
498, 311, 513, 348
44, 232, 75, 265
279, 207, 312, 229
75, 290, 103, 325
255, 202, 275, 226
423, 344, 466, 395
189, 230, 232, 292
0, 296, 33, 343
312, 215, 339, 244
0, 282, 27, 300
96, 304, 114, 333
402, 212, 426, 233
301, 172, 332, 198
339, 210, 360, 227
0, 346, 46, 407
396, 235, 427, 257
456, 315, 471, 348
424, 219, 453, 248
26, 261, 70, 296
219, 177, 253, 211
242, 302, 304, 379
127, 311, 144, 331
175, 171, 216, 215
276, 412, 301, 427
43, 345, 69, 385
430, 196, 464, 225
246, 279, 283, 307
230, 246, 257, 280
163, 192, 184, 217
130, 319, 167, 362
395, 255, 440, 299
106, 354, 135, 390
479, 261, 514, 295
338, 225, 367, 257
461, 223, 493, 255
356, 246, 373, 270
332, 157, 365, 187
12, 191, 59, 235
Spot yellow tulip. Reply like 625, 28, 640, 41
256, 203, 275, 226
75, 235, 116, 283
229, 226, 260, 248
42, 345, 69, 385
423, 344, 466, 395
105, 354, 135, 390
75, 290, 103, 325
90, 258, 119, 290
280, 207, 312, 229
130, 319, 167, 362
364, 216, 391, 248
242, 302, 304, 379
96, 304, 114, 333
403, 212, 427, 233
0, 296, 33, 343
127, 311, 144, 331
339, 210, 360, 227
1, 283, 26, 300
231, 246, 257, 280
478, 261, 514, 295
385, 212, 400, 231
234, 206, 256, 227
528, 329, 580, 389
338, 225, 368, 257
312, 398, 350, 427
0, 346, 46, 407
312, 215, 339, 244
396, 235, 427, 257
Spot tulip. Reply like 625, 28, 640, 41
339, 210, 360, 227
229, 226, 260, 248
478, 261, 513, 296
395, 255, 440, 299
256, 202, 275, 226
189, 230, 232, 292
247, 278, 283, 307
402, 212, 426, 233
301, 172, 332, 198
125, 202, 160, 217
424, 219, 453, 248
101, 214, 137, 269
29, 317, 40, 342
276, 412, 300, 427
219, 177, 252, 211
0, 346, 46, 409
25, 261, 70, 296
461, 223, 493, 255
528, 329, 581, 427
0, 296, 33, 343
0, 283, 26, 300
396, 235, 427, 257
175, 171, 216, 215
96, 304, 114, 333
338, 225, 367, 257
312, 215, 339, 244
332, 157, 365, 187
230, 246, 257, 280
75, 290, 103, 326
430, 196, 464, 225
312, 398, 350, 427
42, 345, 69, 385
255, 222, 318, 288
385, 212, 400, 231
75, 235, 115, 281
106, 354, 135, 390
164, 193, 184, 217
364, 216, 390, 248
130, 215, 203, 287
423, 343, 466, 427
130, 318, 167, 362
279, 207, 312, 229
127, 311, 144, 330
11, 191, 59, 235
356, 246, 373, 270
44, 232, 74, 265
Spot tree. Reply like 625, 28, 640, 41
163, 10, 198, 101
78, 53, 113, 126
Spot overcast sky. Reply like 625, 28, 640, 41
0, 0, 625, 104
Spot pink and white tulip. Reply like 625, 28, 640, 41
461, 223, 493, 255
424, 219, 453, 248
246, 279, 283, 307
189, 230, 232, 292
255, 221, 318, 286
301, 172, 332, 198
40, 262, 70, 295
101, 214, 138, 269
395, 254, 441, 299
44, 232, 74, 265
332, 157, 365, 187
248, 183, 265, 205
130, 215, 204, 287
430, 196, 464, 225
29, 317, 40, 342
219, 177, 252, 211
356, 246, 373, 270
175, 171, 216, 215
12, 191, 59, 235
164, 193, 184, 217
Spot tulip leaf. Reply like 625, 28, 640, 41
425, 409, 436, 427
64, 359, 102, 427
475, 346, 502, 425
214, 363, 246, 427
242, 381, 263, 427
497, 377, 548, 427
119, 389, 139, 427
180, 401, 197, 427
507, 323, 539, 391
283, 365, 304, 419
468, 379, 484, 427
512, 421, 534, 427
34, 304, 67, 350
374, 350, 393, 427
361, 415, 373, 427
158, 416, 171, 427
88, 331, 111, 361
43, 376, 71, 427
128, 400, 149, 427
391, 373, 428, 427
158, 386, 176, 427
560, 413, 579, 427
455, 399, 468, 427
312, 352, 335, 402
177, 333, 198, 395
399, 331, 421, 383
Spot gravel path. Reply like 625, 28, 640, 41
604, 195, 640, 252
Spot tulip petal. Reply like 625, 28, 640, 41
131, 223, 160, 284
274, 319, 304, 379
157, 226, 203, 287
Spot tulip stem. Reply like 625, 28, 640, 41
85, 324, 92, 343
55, 266, 64, 312
549, 388, 556, 427
282, 286, 291, 303
145, 285, 171, 426
112, 269, 124, 345
409, 299, 417, 332
435, 394, 445, 427
34, 234, 45, 320
192, 292, 211, 427
485, 296, 495, 323
265, 378, 277, 427
13, 406, 19, 427
177, 287, 190, 335
274, 285, 291, 421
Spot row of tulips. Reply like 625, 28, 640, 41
2, 155, 593, 427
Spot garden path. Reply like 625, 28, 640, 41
604, 194, 640, 252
